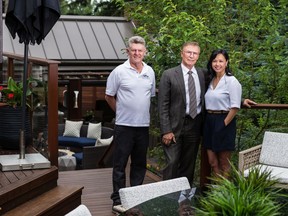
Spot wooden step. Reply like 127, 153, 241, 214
0, 166, 58, 214
3, 185, 84, 216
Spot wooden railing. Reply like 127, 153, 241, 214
3, 52, 60, 167
200, 103, 288, 190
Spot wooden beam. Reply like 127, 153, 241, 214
47, 63, 59, 167
0, 1, 2, 64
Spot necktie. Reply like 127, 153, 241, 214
188, 71, 197, 118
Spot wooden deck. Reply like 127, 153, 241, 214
0, 146, 160, 215
58, 168, 161, 216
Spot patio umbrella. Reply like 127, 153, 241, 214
5, 0, 60, 159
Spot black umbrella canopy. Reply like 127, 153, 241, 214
5, 0, 61, 45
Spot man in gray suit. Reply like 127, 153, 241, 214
158, 41, 208, 185
158, 42, 256, 186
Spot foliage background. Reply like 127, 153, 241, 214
59, 0, 288, 169
112, 0, 288, 166
59, 0, 123, 16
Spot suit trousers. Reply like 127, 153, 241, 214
162, 114, 202, 186
111, 125, 149, 204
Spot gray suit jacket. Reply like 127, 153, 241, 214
158, 65, 208, 139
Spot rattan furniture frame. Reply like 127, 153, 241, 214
238, 131, 288, 188
238, 144, 262, 173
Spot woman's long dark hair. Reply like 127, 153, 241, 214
207, 49, 233, 82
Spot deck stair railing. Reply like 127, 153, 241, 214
2, 52, 60, 167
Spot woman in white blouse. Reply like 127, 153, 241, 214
204, 49, 242, 178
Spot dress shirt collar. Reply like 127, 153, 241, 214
181, 63, 197, 75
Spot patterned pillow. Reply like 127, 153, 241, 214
95, 136, 113, 146
87, 122, 102, 139
63, 120, 83, 137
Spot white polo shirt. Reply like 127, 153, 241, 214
106, 60, 156, 127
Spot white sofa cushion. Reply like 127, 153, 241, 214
95, 136, 113, 146
259, 131, 288, 168
244, 164, 288, 184
63, 120, 83, 137
87, 122, 102, 139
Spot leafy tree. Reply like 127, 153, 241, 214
115, 0, 288, 164
60, 0, 97, 15
94, 0, 124, 16
60, 0, 123, 16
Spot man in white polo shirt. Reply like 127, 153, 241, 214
105, 36, 156, 213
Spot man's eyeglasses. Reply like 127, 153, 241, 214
183, 51, 199, 56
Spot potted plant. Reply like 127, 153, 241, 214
84, 109, 95, 123
196, 165, 288, 215
0, 76, 40, 149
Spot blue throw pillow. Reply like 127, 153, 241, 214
58, 136, 96, 148
58, 136, 79, 147
77, 137, 96, 146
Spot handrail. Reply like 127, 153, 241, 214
3, 52, 60, 65
246, 104, 288, 109
3, 51, 60, 167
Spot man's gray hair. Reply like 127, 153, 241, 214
127, 36, 146, 48
181, 41, 200, 53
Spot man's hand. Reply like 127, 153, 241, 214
162, 132, 176, 146
243, 99, 257, 108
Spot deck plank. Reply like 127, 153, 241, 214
0, 172, 10, 187
12, 170, 27, 180
58, 167, 161, 216
3, 172, 18, 183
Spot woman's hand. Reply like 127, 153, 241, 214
243, 99, 257, 108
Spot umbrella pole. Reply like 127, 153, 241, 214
19, 43, 29, 159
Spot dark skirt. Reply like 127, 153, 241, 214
203, 113, 236, 152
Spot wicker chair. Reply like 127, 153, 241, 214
58, 124, 114, 169
238, 144, 262, 173
73, 126, 114, 169
238, 131, 288, 187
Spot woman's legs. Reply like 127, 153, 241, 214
207, 150, 232, 178
218, 151, 232, 178
207, 150, 221, 176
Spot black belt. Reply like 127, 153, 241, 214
207, 110, 229, 114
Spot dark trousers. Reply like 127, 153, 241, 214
162, 114, 202, 186
111, 125, 149, 204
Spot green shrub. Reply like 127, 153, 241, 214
196, 165, 287, 216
